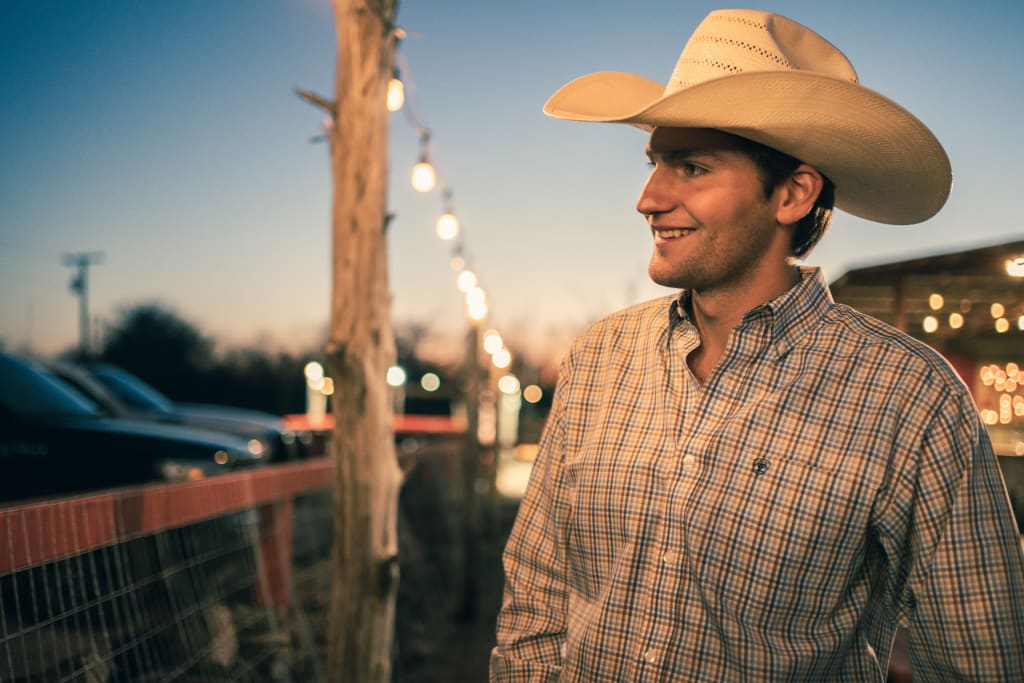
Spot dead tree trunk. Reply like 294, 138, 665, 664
324, 1, 401, 680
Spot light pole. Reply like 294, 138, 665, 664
62, 252, 104, 357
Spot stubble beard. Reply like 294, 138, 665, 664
647, 211, 780, 294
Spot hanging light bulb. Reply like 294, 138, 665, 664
456, 269, 477, 293
436, 212, 459, 240
483, 329, 504, 355
411, 131, 436, 192
435, 187, 459, 240
386, 77, 405, 112
467, 298, 488, 321
411, 157, 436, 192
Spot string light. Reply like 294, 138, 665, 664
386, 73, 405, 112
456, 269, 477, 293
492, 348, 512, 369
436, 189, 459, 240
483, 330, 504, 355
411, 158, 436, 192
389, 49, 516, 383
411, 131, 436, 192
1007, 257, 1024, 278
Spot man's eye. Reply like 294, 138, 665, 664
682, 162, 708, 177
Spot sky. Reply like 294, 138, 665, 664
2, 0, 1022, 369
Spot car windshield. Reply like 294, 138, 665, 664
0, 354, 101, 418
87, 365, 177, 414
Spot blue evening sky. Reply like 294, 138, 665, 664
2, 0, 1021, 365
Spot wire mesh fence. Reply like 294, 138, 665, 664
0, 463, 335, 683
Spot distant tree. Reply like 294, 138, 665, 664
211, 348, 309, 414
97, 303, 214, 398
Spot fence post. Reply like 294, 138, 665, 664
257, 499, 295, 619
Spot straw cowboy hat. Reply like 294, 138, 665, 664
543, 9, 951, 225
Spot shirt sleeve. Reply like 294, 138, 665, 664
490, 358, 574, 682
887, 390, 1024, 679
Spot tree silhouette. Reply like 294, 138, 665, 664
97, 303, 214, 401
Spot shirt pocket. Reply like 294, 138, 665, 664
685, 456, 870, 627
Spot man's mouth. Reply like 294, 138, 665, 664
653, 228, 694, 239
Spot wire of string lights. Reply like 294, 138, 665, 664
388, 41, 513, 371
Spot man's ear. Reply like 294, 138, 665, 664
775, 164, 823, 226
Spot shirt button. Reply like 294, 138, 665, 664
682, 454, 696, 473
662, 550, 680, 565
644, 648, 660, 665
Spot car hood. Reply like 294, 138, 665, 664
176, 404, 287, 434
56, 414, 263, 462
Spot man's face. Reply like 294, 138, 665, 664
637, 127, 788, 294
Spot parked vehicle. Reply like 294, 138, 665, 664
0, 351, 266, 503
47, 361, 312, 462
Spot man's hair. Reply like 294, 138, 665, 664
731, 135, 835, 258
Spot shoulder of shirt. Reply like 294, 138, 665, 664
824, 300, 970, 395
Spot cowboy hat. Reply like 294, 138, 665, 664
543, 9, 951, 225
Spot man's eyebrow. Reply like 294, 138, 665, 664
645, 146, 720, 161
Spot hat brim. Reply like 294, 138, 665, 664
544, 71, 952, 225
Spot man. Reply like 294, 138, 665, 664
492, 8, 1024, 681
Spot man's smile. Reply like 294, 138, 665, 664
652, 227, 695, 241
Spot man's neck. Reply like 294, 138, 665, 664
686, 265, 800, 382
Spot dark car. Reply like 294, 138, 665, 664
47, 361, 312, 462
0, 351, 266, 503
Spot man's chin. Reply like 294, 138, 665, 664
649, 264, 693, 290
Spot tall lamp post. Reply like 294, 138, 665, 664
62, 252, 104, 357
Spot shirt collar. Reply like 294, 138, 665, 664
667, 267, 834, 357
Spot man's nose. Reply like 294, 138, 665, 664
636, 166, 673, 217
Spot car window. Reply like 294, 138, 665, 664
88, 366, 177, 413
0, 355, 100, 418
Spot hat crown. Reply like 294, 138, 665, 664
665, 9, 858, 95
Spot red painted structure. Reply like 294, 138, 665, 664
0, 458, 335, 616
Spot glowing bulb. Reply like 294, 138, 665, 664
436, 212, 459, 240
467, 299, 488, 321
411, 160, 436, 192
522, 385, 543, 404
991, 302, 1005, 318
483, 330, 504, 355
1007, 257, 1024, 278
304, 361, 324, 382
420, 373, 441, 392
456, 270, 477, 293
928, 293, 944, 310
1018, 315, 1024, 331
386, 365, 407, 387
498, 374, 521, 395
466, 287, 486, 309
995, 317, 1010, 333
492, 348, 511, 369
386, 78, 405, 111
321, 377, 335, 396
948, 312, 964, 329
922, 316, 938, 333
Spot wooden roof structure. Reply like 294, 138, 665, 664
829, 240, 1024, 356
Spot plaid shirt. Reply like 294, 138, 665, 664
492, 268, 1024, 682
